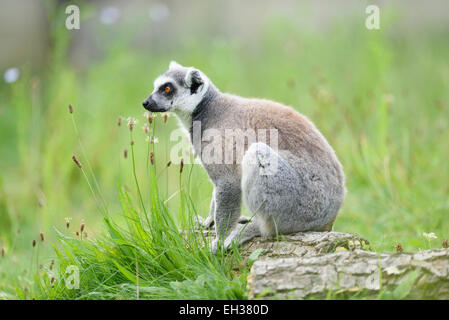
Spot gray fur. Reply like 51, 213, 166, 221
143, 61, 346, 253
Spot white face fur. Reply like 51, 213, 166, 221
143, 61, 210, 128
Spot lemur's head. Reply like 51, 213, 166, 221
142, 61, 209, 114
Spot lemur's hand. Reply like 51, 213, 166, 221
195, 215, 214, 230
196, 215, 249, 231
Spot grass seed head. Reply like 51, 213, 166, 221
40, 232, 44, 242
143, 123, 149, 134
443, 239, 449, 249
144, 111, 154, 124
1, 248, 4, 257
32, 240, 36, 248
127, 117, 138, 131
68, 104, 73, 114
163, 113, 168, 123
117, 117, 122, 126
180, 158, 184, 173
72, 155, 82, 168
395, 243, 403, 253
124, 149, 128, 159
80, 223, 85, 232
150, 151, 154, 165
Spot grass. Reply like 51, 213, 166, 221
18, 112, 247, 299
11, 108, 249, 300
0, 5, 449, 299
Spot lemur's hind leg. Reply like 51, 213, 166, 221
223, 142, 304, 249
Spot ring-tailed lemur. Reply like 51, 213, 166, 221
142, 61, 346, 252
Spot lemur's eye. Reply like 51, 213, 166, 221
164, 86, 171, 94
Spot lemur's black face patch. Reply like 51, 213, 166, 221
158, 82, 176, 99
142, 80, 178, 112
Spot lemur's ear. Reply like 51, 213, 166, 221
169, 60, 182, 69
184, 68, 204, 94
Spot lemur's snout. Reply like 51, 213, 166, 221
142, 95, 164, 112
142, 95, 155, 109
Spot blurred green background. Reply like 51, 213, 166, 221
0, 0, 448, 297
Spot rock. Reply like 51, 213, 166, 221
248, 246, 449, 299
240, 231, 369, 259
191, 229, 449, 299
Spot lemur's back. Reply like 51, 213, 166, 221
208, 93, 345, 190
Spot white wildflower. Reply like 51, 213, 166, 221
4, 67, 20, 83
100, 6, 120, 25
149, 3, 170, 22
423, 232, 437, 240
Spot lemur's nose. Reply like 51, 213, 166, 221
142, 100, 149, 108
